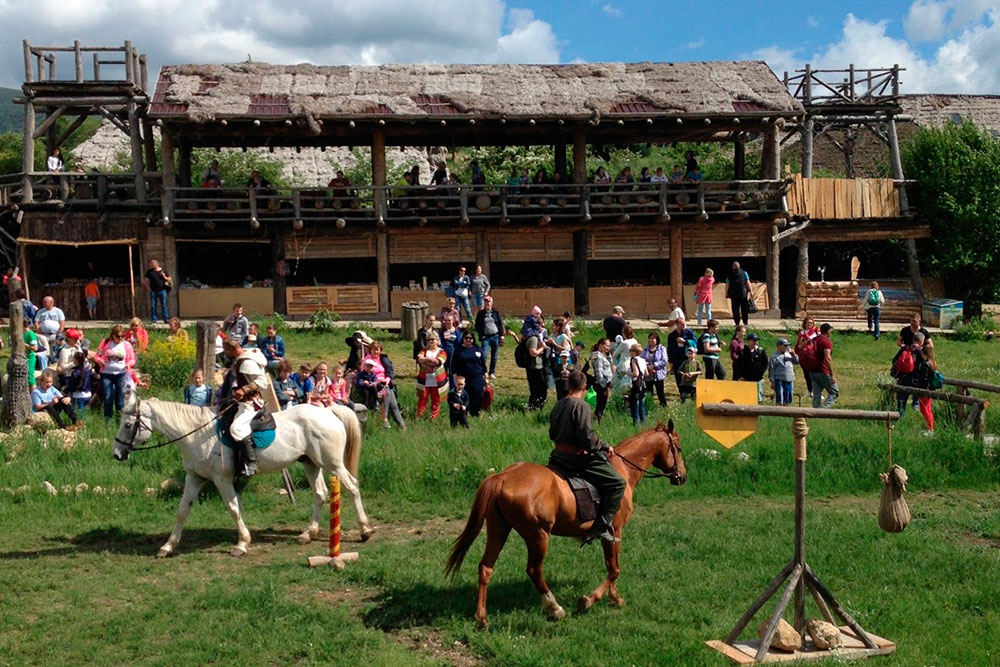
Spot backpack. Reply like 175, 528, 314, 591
929, 370, 944, 390
894, 349, 915, 376
867, 289, 881, 306
796, 338, 820, 372
514, 338, 530, 368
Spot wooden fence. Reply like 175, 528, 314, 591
786, 175, 901, 219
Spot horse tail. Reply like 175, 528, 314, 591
329, 403, 362, 479
445, 474, 503, 578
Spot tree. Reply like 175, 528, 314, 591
904, 121, 1000, 311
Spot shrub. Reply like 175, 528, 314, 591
952, 315, 998, 342
254, 312, 290, 334
308, 308, 341, 334
138, 338, 196, 389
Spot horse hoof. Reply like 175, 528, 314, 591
230, 547, 248, 558
547, 606, 566, 621
360, 526, 374, 542
577, 596, 594, 613
296, 533, 312, 545
609, 596, 625, 608
155, 548, 171, 559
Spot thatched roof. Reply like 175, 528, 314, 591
150, 61, 802, 124
899, 94, 1000, 134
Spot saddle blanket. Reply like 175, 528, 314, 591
547, 464, 599, 523
216, 408, 276, 450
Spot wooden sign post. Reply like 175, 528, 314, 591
699, 400, 901, 665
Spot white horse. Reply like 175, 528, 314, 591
112, 392, 373, 557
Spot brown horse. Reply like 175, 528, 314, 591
445, 420, 687, 626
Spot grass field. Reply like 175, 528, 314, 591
1, 321, 999, 665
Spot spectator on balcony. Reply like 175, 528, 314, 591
506, 168, 520, 194
201, 159, 222, 187
686, 167, 704, 183
532, 168, 550, 190
651, 166, 668, 183
725, 261, 752, 327
668, 164, 685, 184
34, 295, 66, 344
222, 303, 250, 345
470, 160, 486, 185
143, 259, 172, 324
247, 170, 271, 193
550, 171, 567, 195
470, 264, 491, 311
393, 170, 412, 199
452, 266, 473, 321
685, 150, 699, 175
328, 170, 351, 198
614, 166, 635, 190
431, 162, 448, 186
408, 165, 421, 186
638, 167, 652, 184
47, 148, 64, 172
518, 168, 530, 189
593, 166, 611, 191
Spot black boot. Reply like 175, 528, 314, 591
239, 435, 258, 477
583, 507, 620, 545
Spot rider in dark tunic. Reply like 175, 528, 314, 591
548, 371, 626, 544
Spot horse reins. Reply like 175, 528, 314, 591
612, 437, 682, 480
115, 396, 234, 452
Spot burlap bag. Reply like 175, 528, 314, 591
878, 464, 910, 533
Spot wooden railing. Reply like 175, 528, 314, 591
163, 180, 789, 227
23, 40, 148, 90
17, 171, 162, 205
784, 64, 902, 106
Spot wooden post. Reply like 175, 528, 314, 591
22, 98, 35, 202
139, 55, 149, 92
572, 228, 589, 316
178, 140, 192, 187
74, 40, 83, 82
733, 139, 745, 180
796, 239, 809, 313
22, 246, 31, 303
195, 321, 216, 378
272, 229, 287, 316
762, 125, 780, 180
475, 230, 490, 279
767, 224, 780, 315
142, 118, 156, 173
127, 102, 146, 202
160, 130, 175, 224
2, 301, 32, 426
371, 129, 387, 223
792, 417, 808, 633
670, 226, 683, 311
572, 129, 587, 184
93, 52, 100, 81
128, 244, 136, 319
801, 117, 814, 178
886, 114, 924, 302
376, 230, 389, 314
124, 41, 134, 85
23, 40, 33, 84
554, 142, 567, 178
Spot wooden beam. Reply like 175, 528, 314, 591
22, 99, 35, 202
272, 228, 287, 315
74, 40, 83, 83
572, 129, 587, 184
877, 383, 989, 406
941, 377, 1000, 394
572, 228, 589, 316
701, 402, 900, 421
475, 230, 490, 279
32, 105, 68, 140
554, 141, 567, 179
733, 139, 745, 180
801, 117, 814, 178
128, 102, 147, 202
53, 113, 90, 149
142, 118, 156, 172
670, 226, 683, 310
762, 125, 780, 179
372, 128, 387, 224
767, 224, 779, 313
376, 229, 389, 314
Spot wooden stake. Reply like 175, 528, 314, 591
128, 244, 136, 319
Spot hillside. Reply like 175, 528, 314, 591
0, 87, 21, 134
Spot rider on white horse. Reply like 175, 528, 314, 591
223, 335, 269, 476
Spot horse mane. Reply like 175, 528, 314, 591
145, 397, 216, 429
615, 424, 668, 456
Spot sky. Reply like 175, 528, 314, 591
0, 0, 998, 93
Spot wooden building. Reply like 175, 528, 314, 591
2, 41, 930, 321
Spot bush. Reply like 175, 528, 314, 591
308, 308, 340, 334
952, 315, 998, 342
138, 338, 196, 389
254, 312, 290, 334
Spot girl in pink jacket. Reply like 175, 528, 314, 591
695, 268, 715, 325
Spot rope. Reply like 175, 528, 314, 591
613, 450, 679, 480
887, 417, 894, 468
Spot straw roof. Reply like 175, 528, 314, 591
151, 61, 802, 125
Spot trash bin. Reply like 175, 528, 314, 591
401, 301, 428, 341
922, 299, 963, 328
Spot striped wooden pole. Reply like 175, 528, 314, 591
329, 475, 341, 558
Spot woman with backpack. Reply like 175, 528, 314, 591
862, 281, 885, 340
907, 333, 937, 435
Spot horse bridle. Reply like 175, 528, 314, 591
114, 395, 229, 453
613, 432, 683, 481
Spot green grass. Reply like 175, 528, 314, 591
1, 323, 999, 664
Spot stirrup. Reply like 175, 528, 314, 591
581, 525, 620, 546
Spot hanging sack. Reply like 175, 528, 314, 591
877, 464, 911, 533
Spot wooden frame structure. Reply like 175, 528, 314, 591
701, 402, 900, 665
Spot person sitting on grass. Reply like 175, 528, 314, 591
449, 375, 470, 428
127, 317, 149, 353
308, 362, 335, 408
167, 317, 188, 341
183, 369, 213, 407
32, 370, 81, 430
273, 360, 302, 410
66, 351, 98, 411
768, 338, 798, 406
328, 364, 354, 410
677, 343, 702, 403
354, 359, 380, 410
292, 363, 315, 395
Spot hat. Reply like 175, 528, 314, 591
363, 359, 375, 367
65, 328, 82, 340
776, 338, 789, 347
246, 334, 258, 344
612, 305, 624, 314
685, 340, 698, 351
353, 330, 374, 345
746, 333, 759, 341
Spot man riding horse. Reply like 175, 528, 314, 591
223, 335, 270, 477
549, 370, 626, 544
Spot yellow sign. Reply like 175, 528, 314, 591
696, 379, 759, 448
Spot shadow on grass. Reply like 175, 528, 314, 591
0, 525, 304, 559
362, 576, 588, 631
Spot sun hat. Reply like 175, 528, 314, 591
353, 330, 374, 345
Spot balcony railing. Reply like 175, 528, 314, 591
18, 171, 163, 205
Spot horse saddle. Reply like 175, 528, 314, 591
547, 464, 599, 523
216, 405, 277, 450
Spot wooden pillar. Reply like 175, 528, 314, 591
142, 118, 157, 172
128, 244, 136, 319
475, 230, 490, 278
572, 229, 589, 316
160, 129, 176, 225
762, 125, 780, 180
2, 301, 32, 426
734, 139, 746, 180
801, 117, 814, 178
371, 129, 387, 221
272, 229, 287, 315
178, 140, 192, 188
766, 225, 780, 315
128, 101, 147, 202
795, 239, 809, 314
887, 115, 924, 302
670, 226, 683, 311
195, 321, 216, 378
554, 142, 567, 179
572, 129, 587, 184
376, 230, 389, 315
372, 129, 389, 313
22, 98, 35, 202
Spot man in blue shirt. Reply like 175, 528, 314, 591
259, 324, 286, 372
33, 295, 65, 345
31, 370, 80, 430
666, 317, 697, 393
451, 266, 473, 323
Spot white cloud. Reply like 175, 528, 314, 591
686, 38, 706, 50
755, 8, 1000, 94
602, 4, 623, 19
905, 0, 996, 41
0, 0, 561, 87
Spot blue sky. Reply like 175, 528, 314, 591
0, 0, 997, 92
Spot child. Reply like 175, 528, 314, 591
729, 324, 746, 381
85, 278, 100, 319
292, 363, 315, 395
628, 343, 648, 427
329, 364, 354, 409
31, 370, 80, 430
699, 319, 726, 380
448, 375, 470, 428
184, 368, 213, 407
309, 362, 334, 407
678, 344, 702, 403
34, 327, 51, 371
695, 268, 714, 325
768, 338, 799, 406
273, 360, 302, 410
354, 360, 379, 409
24, 318, 39, 389
66, 351, 98, 410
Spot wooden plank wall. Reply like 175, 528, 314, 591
286, 285, 378, 316
284, 233, 376, 259
786, 175, 901, 219
391, 232, 476, 263
589, 230, 668, 260
490, 232, 573, 262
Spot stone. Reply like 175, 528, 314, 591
46, 429, 76, 451
757, 618, 802, 652
92, 486, 105, 495
806, 619, 842, 650
41, 481, 58, 496
144, 487, 157, 496
62, 485, 73, 495
26, 412, 55, 431
75, 482, 89, 494
160, 478, 180, 492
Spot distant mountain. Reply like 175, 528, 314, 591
0, 87, 22, 134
